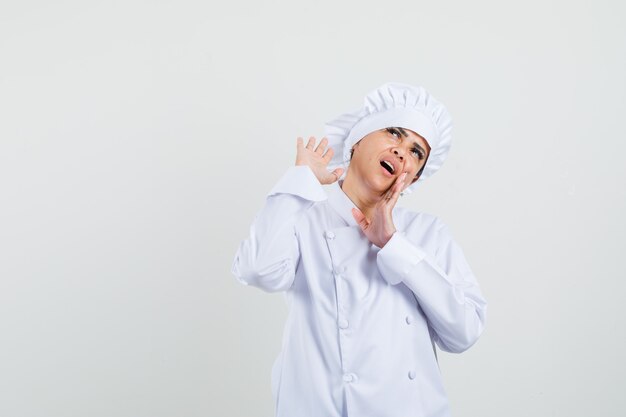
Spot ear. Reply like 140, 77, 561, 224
350, 139, 364, 160
350, 144, 358, 159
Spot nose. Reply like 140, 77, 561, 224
393, 148, 404, 160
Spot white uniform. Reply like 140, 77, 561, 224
231, 165, 488, 417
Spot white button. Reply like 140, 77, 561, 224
343, 373, 355, 382
408, 370, 416, 380
338, 318, 349, 329
405, 315, 413, 324
325, 231, 336, 239
333, 271, 346, 280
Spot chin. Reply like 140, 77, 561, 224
364, 175, 392, 194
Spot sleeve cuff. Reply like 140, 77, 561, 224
376, 231, 428, 285
268, 165, 327, 202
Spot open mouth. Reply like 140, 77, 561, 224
380, 160, 395, 174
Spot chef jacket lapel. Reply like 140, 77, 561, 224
324, 180, 377, 271
326, 180, 358, 227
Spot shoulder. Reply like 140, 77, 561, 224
392, 206, 455, 252
291, 197, 333, 232
393, 206, 446, 234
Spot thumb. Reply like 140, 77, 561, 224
333, 167, 344, 179
351, 207, 369, 230
323, 167, 344, 184
328, 167, 344, 183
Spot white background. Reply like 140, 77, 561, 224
1, 1, 624, 416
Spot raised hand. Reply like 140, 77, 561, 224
351, 172, 407, 248
296, 136, 344, 185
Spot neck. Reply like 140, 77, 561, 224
340, 170, 382, 221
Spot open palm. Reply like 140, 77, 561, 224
296, 136, 344, 185
351, 172, 407, 248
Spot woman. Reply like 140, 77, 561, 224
231, 82, 488, 417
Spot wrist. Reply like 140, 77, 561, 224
379, 229, 396, 248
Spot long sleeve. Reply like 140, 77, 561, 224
376, 221, 487, 353
231, 165, 327, 293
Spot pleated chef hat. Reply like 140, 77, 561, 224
324, 82, 453, 195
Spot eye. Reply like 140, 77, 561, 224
412, 147, 425, 160
386, 127, 425, 160
385, 127, 401, 139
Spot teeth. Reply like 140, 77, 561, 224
381, 160, 394, 173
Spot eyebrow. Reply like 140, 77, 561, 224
394, 127, 427, 156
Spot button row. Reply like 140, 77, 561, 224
342, 372, 415, 382
333, 265, 347, 274
343, 373, 357, 383
337, 316, 410, 329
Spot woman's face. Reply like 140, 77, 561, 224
348, 127, 431, 194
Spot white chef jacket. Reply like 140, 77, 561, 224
231, 165, 488, 417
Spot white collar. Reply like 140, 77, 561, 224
326, 180, 358, 227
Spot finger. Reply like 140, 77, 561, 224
327, 167, 344, 183
381, 173, 404, 203
392, 173, 406, 195
306, 136, 315, 149
387, 172, 407, 207
315, 137, 328, 155
297, 137, 304, 150
322, 147, 334, 162
351, 207, 369, 230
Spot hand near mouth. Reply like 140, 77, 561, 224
351, 172, 407, 248
296, 136, 344, 185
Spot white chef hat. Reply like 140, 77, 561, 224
324, 82, 453, 195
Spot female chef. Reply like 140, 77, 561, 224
231, 82, 488, 417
